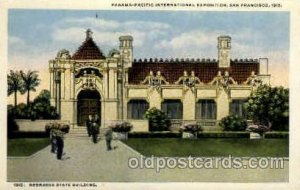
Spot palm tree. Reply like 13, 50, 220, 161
20, 70, 40, 105
7, 70, 22, 109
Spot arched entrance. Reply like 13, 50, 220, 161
77, 90, 101, 126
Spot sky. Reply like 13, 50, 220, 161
8, 10, 289, 104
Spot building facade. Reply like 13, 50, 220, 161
49, 29, 270, 131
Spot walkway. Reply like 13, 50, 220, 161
7, 137, 288, 182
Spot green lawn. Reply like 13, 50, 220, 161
123, 138, 289, 157
8, 138, 50, 157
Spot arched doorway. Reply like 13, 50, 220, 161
77, 90, 101, 126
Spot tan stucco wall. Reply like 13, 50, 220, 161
103, 101, 118, 122
230, 89, 251, 98
216, 89, 229, 120
128, 88, 147, 98
148, 89, 161, 109
60, 100, 75, 122
182, 90, 195, 120
197, 89, 217, 98
128, 120, 149, 132
162, 89, 182, 98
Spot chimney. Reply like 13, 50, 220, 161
218, 36, 231, 68
119, 35, 133, 68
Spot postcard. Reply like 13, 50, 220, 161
1, 0, 300, 189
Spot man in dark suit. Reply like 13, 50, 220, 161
91, 114, 100, 143
56, 131, 65, 160
86, 115, 93, 137
50, 129, 57, 153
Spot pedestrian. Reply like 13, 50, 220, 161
91, 116, 99, 144
86, 115, 93, 137
105, 128, 113, 151
56, 130, 65, 160
50, 129, 57, 153
94, 114, 100, 138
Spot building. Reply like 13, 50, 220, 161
49, 29, 270, 131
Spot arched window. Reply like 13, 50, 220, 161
196, 99, 217, 119
127, 99, 149, 119
161, 99, 183, 119
230, 99, 247, 118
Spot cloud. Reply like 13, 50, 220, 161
153, 29, 289, 87
51, 17, 171, 51
154, 30, 220, 58
265, 50, 289, 87
8, 36, 30, 53
52, 27, 146, 48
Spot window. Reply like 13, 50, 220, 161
196, 99, 217, 119
127, 99, 149, 119
230, 99, 247, 118
161, 99, 183, 119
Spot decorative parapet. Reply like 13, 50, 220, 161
140, 71, 169, 91
175, 71, 203, 93
243, 71, 262, 87
209, 71, 237, 87
133, 58, 218, 64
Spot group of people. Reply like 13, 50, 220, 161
50, 129, 65, 160
86, 114, 113, 151
86, 114, 100, 143
50, 114, 114, 159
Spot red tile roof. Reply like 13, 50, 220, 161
72, 38, 106, 60
128, 58, 259, 84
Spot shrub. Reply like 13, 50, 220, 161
246, 124, 270, 135
45, 122, 70, 134
110, 121, 133, 132
145, 107, 171, 131
8, 90, 59, 120
179, 123, 203, 133
219, 115, 248, 131
7, 113, 19, 138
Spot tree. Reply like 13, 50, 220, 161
7, 70, 22, 110
32, 90, 58, 119
20, 70, 40, 105
244, 85, 289, 131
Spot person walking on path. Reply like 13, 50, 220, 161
105, 128, 113, 151
86, 115, 93, 137
50, 129, 58, 153
91, 115, 100, 144
56, 130, 65, 160
94, 114, 100, 138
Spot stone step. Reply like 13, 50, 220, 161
66, 128, 109, 138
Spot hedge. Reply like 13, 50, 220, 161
264, 132, 289, 139
128, 131, 289, 139
9, 131, 48, 139
197, 132, 250, 138
129, 131, 181, 138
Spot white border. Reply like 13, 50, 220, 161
1, 0, 300, 189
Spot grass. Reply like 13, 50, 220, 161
123, 138, 289, 157
8, 138, 50, 157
